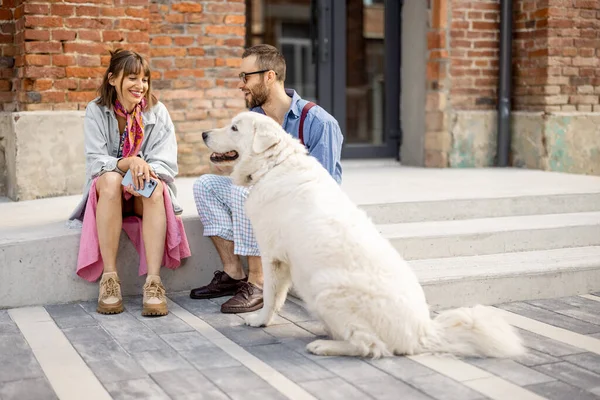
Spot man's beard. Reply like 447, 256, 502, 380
246, 83, 269, 109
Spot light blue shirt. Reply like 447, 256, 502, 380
250, 89, 343, 184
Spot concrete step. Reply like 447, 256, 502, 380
381, 211, 600, 260
415, 246, 600, 310
365, 192, 600, 224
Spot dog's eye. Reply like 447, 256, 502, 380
231, 125, 238, 132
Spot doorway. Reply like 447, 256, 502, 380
245, 0, 402, 159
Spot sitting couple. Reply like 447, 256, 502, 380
69, 44, 343, 317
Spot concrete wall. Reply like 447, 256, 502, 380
0, 114, 8, 197
449, 111, 600, 175
400, 0, 427, 166
2, 111, 86, 201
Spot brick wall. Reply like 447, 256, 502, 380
513, 0, 600, 112
0, 0, 246, 176
0, 0, 15, 110
425, 0, 600, 167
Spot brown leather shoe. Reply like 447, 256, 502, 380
190, 271, 247, 299
220, 282, 263, 314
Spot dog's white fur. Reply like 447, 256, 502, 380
203, 111, 525, 359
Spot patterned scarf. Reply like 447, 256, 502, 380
114, 98, 146, 157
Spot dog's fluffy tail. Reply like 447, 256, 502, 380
418, 305, 525, 358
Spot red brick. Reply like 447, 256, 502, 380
24, 54, 51, 66
67, 91, 96, 102
24, 66, 65, 79
77, 55, 101, 67
125, 8, 149, 18
102, 7, 126, 17
65, 18, 113, 29
23, 30, 50, 41
53, 55, 76, 66
102, 31, 124, 41
51, 4, 75, 16
52, 30, 77, 41
25, 42, 62, 54
174, 36, 194, 46
63, 43, 109, 55
472, 21, 498, 30
205, 3, 244, 13
224, 15, 245, 25
24, 4, 50, 15
76, 6, 101, 17
79, 79, 102, 90
0, 9, 12, 20
79, 30, 102, 41
150, 48, 187, 57
172, 3, 203, 13
25, 16, 63, 28
126, 31, 149, 43
151, 36, 172, 46
116, 19, 148, 30
65, 66, 106, 78
41, 91, 66, 103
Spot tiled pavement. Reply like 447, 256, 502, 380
1, 293, 600, 400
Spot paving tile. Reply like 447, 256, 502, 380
86, 352, 148, 384
353, 375, 434, 400
180, 346, 242, 370
367, 356, 437, 381
0, 377, 57, 400
0, 322, 19, 335
517, 328, 586, 357
62, 325, 129, 363
277, 300, 315, 323
0, 334, 31, 357
527, 296, 600, 314
533, 361, 600, 393
104, 377, 170, 400
280, 337, 339, 361
0, 352, 44, 383
515, 348, 561, 367
497, 302, 600, 334
404, 373, 486, 400
247, 343, 336, 382
131, 345, 194, 374
465, 358, 555, 386
168, 294, 222, 314
299, 377, 371, 400
0, 310, 11, 323
295, 320, 329, 336
91, 311, 170, 353
218, 324, 280, 347
150, 368, 229, 400
44, 303, 97, 329
262, 322, 316, 341
525, 380, 600, 400
227, 387, 288, 400
562, 352, 600, 375
201, 366, 273, 393
160, 331, 214, 352
316, 356, 392, 382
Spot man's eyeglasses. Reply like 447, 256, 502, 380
238, 70, 276, 84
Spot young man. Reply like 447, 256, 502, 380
190, 44, 343, 313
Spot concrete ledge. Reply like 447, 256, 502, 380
0, 217, 222, 309
0, 111, 85, 201
448, 111, 600, 176
416, 246, 600, 310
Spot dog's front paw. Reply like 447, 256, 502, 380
306, 339, 333, 356
244, 312, 270, 327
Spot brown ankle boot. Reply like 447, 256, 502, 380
97, 272, 124, 315
142, 275, 168, 317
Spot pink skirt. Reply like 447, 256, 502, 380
76, 178, 191, 282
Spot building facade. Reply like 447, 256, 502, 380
0, 0, 598, 201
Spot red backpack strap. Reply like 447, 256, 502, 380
299, 101, 316, 146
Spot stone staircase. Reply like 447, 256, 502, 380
1, 161, 600, 310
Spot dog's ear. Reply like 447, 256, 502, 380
251, 120, 280, 153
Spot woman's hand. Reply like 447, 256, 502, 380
124, 184, 142, 197
127, 157, 157, 190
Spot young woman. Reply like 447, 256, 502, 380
69, 49, 190, 317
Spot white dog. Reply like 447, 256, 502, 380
202, 111, 525, 359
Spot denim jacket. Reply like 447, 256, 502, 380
68, 98, 181, 221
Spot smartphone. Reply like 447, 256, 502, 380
121, 169, 158, 198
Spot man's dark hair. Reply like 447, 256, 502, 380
242, 44, 286, 82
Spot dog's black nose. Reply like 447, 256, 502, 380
202, 131, 210, 141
